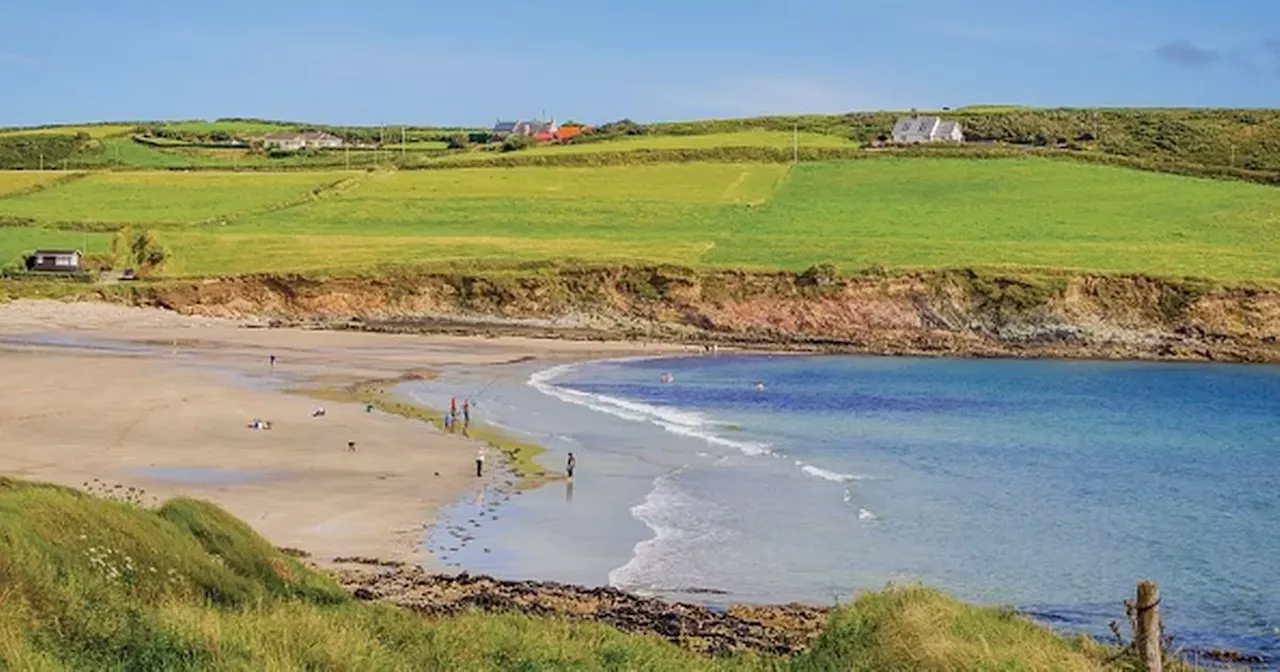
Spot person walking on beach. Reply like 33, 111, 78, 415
462, 399, 471, 428
566, 452, 576, 480
450, 397, 458, 419
268, 354, 276, 369
444, 412, 454, 433
475, 446, 486, 477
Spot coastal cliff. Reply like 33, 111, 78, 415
99, 266, 1280, 363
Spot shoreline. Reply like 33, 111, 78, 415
0, 299, 694, 572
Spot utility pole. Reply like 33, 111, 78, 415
793, 124, 799, 163
345, 143, 350, 170
1230, 144, 1236, 168
39, 154, 43, 171
401, 125, 406, 161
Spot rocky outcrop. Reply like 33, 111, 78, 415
99, 266, 1280, 363
333, 565, 829, 657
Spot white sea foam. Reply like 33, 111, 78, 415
857, 508, 878, 521
527, 362, 773, 456
795, 460, 870, 483
607, 468, 723, 592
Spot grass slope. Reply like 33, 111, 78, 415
705, 158, 1280, 279
0, 171, 355, 225
0, 124, 136, 139
0, 228, 112, 268
2, 157, 1277, 279
436, 132, 855, 164
0, 476, 1121, 671
158, 159, 1280, 280
0, 171, 70, 197
156, 164, 784, 275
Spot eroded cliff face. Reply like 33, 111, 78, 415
108, 267, 1280, 363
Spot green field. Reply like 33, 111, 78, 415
1, 157, 1277, 279
0, 124, 136, 139
0, 171, 72, 196
381, 140, 450, 151
62, 137, 384, 170
436, 131, 855, 164
157, 119, 299, 135
0, 171, 353, 225
158, 164, 784, 275
705, 158, 1280, 278
0, 227, 112, 268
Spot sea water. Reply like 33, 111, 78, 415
410, 354, 1280, 663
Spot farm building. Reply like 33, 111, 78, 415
491, 118, 592, 142
492, 119, 559, 139
25, 249, 82, 273
262, 131, 345, 151
891, 116, 964, 144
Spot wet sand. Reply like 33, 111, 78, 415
0, 300, 689, 567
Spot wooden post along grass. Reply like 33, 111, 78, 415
1135, 580, 1162, 672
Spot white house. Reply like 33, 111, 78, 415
262, 131, 345, 151
891, 116, 964, 144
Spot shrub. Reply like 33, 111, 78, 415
501, 134, 536, 152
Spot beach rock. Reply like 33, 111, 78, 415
332, 566, 828, 656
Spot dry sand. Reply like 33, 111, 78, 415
0, 300, 690, 566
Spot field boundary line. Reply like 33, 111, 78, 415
187, 174, 369, 226
0, 171, 92, 201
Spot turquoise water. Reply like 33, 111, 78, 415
412, 354, 1280, 664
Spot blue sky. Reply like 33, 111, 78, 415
2, 0, 1277, 127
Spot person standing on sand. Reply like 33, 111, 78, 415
476, 446, 486, 477
462, 399, 471, 428
444, 412, 453, 432
566, 452, 576, 480
450, 397, 458, 419
269, 354, 276, 369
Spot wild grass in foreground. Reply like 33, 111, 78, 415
0, 475, 1145, 671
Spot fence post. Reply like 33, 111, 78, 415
1135, 580, 1162, 672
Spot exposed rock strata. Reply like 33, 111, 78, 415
334, 565, 829, 657
97, 267, 1280, 363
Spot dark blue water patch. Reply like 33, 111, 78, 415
562, 380, 997, 415
131, 467, 268, 485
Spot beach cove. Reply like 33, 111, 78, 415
3, 299, 1278, 667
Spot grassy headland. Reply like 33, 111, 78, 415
0, 475, 1150, 670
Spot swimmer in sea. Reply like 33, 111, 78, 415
661, 372, 674, 384
754, 381, 765, 392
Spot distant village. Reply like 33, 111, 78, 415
258, 114, 962, 151
260, 118, 597, 151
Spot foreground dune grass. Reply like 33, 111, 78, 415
0, 476, 1132, 671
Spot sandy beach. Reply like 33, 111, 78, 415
0, 299, 688, 567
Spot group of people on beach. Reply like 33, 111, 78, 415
444, 397, 471, 435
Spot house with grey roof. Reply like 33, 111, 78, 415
492, 118, 558, 139
891, 116, 964, 144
